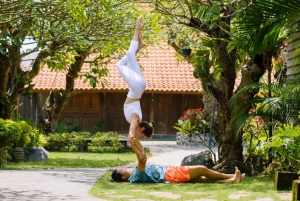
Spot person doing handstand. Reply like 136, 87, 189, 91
116, 16, 155, 139
111, 137, 243, 184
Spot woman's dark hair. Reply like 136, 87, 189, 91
111, 169, 126, 182
139, 121, 155, 138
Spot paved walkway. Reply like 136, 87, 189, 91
0, 141, 207, 201
123, 140, 217, 168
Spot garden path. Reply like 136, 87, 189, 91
0, 140, 292, 201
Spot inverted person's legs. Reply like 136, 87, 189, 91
126, 16, 144, 76
116, 16, 146, 99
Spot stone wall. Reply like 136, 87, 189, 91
176, 132, 216, 147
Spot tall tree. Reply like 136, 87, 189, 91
143, 0, 286, 171
0, 0, 161, 132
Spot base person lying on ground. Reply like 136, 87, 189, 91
111, 137, 243, 183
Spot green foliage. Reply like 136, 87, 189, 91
267, 123, 300, 173
174, 109, 210, 135
92, 121, 105, 133
56, 121, 83, 134
27, 129, 47, 147
230, 0, 300, 57
15, 121, 32, 147
0, 119, 22, 148
0, 119, 23, 166
242, 112, 268, 159
231, 77, 300, 137
174, 109, 215, 163
46, 132, 90, 152
46, 131, 123, 153
0, 0, 163, 119
90, 132, 123, 152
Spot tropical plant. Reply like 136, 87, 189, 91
230, 78, 300, 135
242, 109, 268, 159
92, 121, 105, 133
174, 108, 215, 163
230, 0, 300, 58
267, 123, 300, 173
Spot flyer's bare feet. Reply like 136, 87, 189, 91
136, 15, 144, 30
241, 173, 245, 181
228, 167, 242, 184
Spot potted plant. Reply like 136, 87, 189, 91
179, 40, 191, 56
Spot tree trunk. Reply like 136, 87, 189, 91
45, 49, 90, 133
0, 53, 11, 119
212, 53, 271, 173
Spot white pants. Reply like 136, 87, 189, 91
116, 40, 146, 99
117, 40, 146, 123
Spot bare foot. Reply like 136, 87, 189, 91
136, 15, 144, 30
241, 173, 246, 182
228, 167, 242, 184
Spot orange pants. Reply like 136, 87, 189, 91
164, 166, 190, 183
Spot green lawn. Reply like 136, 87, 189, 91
1, 152, 138, 169
90, 171, 292, 201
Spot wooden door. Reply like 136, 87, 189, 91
60, 93, 102, 132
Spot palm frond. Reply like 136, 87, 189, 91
232, 0, 300, 56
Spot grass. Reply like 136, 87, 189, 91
89, 172, 291, 201
0, 151, 138, 169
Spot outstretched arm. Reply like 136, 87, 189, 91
129, 136, 146, 172
128, 115, 139, 139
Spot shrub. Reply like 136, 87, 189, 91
90, 131, 123, 152
45, 131, 91, 151
0, 119, 22, 148
174, 108, 215, 163
45, 131, 123, 152
267, 123, 300, 173
27, 129, 48, 147
178, 108, 211, 133
242, 112, 268, 159
15, 120, 33, 147
0, 119, 23, 167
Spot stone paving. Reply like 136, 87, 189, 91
0, 140, 293, 201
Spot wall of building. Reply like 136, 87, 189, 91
287, 30, 300, 78
18, 92, 204, 135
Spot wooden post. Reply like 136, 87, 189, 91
100, 93, 107, 131
149, 94, 154, 123
275, 171, 299, 190
292, 180, 300, 201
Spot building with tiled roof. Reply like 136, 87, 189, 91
31, 42, 202, 94
20, 42, 204, 134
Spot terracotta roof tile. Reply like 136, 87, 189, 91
32, 42, 202, 94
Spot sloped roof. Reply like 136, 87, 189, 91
32, 42, 202, 94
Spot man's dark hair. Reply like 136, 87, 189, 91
111, 169, 127, 182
